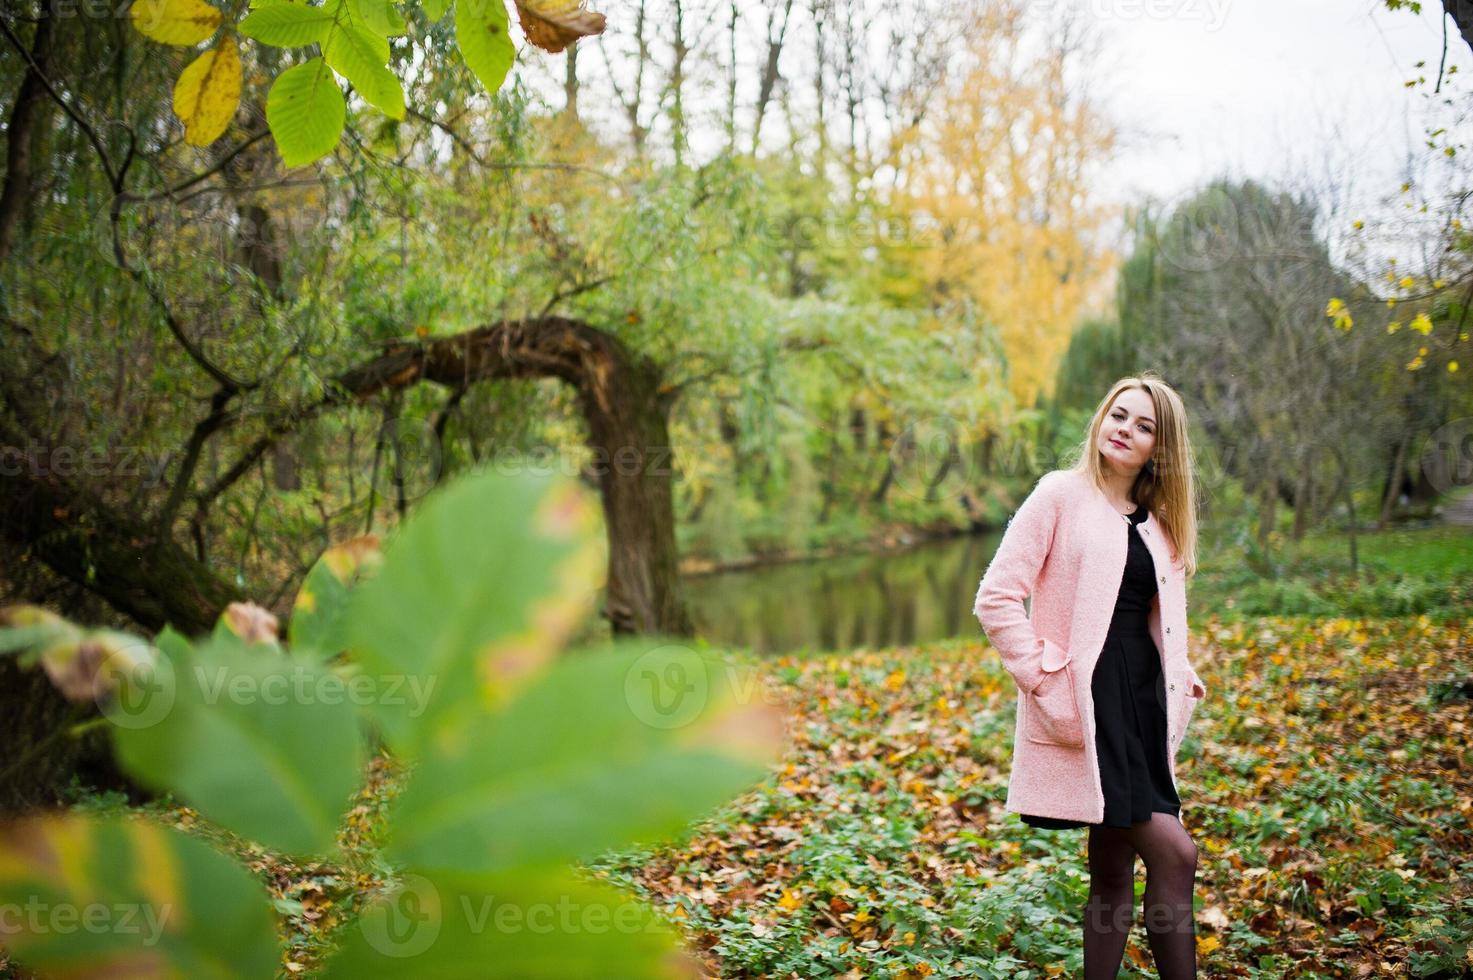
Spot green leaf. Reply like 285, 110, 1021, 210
384, 638, 785, 875
348, 0, 408, 36
0, 623, 72, 657
111, 635, 365, 858
0, 813, 279, 975
289, 536, 382, 662
422, 0, 450, 21
342, 469, 601, 754
324, 21, 405, 119
266, 56, 346, 168
319, 867, 681, 977
238, 2, 337, 46
456, 0, 516, 94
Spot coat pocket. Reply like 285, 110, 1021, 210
1166, 668, 1205, 752
1025, 663, 1085, 748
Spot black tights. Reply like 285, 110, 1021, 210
1083, 812, 1198, 979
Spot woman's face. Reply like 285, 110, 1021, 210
1098, 387, 1158, 474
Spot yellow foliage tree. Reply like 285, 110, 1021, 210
894, 4, 1119, 408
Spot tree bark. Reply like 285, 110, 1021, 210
0, 8, 56, 267
0, 432, 244, 635
1377, 431, 1408, 529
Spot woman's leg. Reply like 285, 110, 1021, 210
1122, 812, 1199, 978
1083, 824, 1136, 979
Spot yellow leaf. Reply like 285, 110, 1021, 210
1450, 361, 1460, 373
1410, 313, 1434, 335
1399, 276, 1415, 289
173, 37, 241, 146
1387, 321, 1402, 334
131, 0, 222, 45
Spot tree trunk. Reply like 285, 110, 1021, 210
564, 39, 580, 120
1291, 467, 1311, 541
256, 316, 695, 636
0, 437, 244, 635
1256, 477, 1276, 553
1377, 431, 1408, 529
0, 8, 56, 267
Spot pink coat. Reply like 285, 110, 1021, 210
972, 468, 1208, 824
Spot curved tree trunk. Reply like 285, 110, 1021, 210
4, 316, 693, 639
336, 317, 693, 636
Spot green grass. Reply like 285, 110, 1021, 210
1191, 523, 1473, 623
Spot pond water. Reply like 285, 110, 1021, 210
683, 529, 1006, 656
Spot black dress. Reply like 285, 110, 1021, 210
1021, 502, 1181, 830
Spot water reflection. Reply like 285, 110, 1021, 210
684, 530, 1005, 656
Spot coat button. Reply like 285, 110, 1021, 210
1169, 683, 1175, 690
1165, 627, 1171, 634
1159, 575, 1166, 584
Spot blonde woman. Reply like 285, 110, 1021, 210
973, 372, 1207, 978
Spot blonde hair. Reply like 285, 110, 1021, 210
1067, 371, 1200, 577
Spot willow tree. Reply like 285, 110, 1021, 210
0, 0, 721, 643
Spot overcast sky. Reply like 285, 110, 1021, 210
1087, 0, 1452, 219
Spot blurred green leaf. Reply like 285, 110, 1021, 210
342, 469, 600, 754
289, 536, 383, 663
111, 635, 365, 858
386, 637, 785, 874
0, 813, 278, 975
